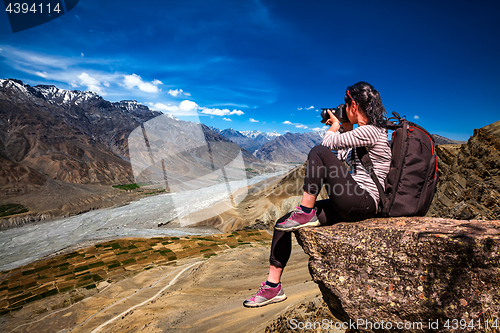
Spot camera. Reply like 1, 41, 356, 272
320, 104, 349, 124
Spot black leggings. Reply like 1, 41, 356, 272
269, 145, 377, 268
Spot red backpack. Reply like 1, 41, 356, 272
357, 112, 438, 217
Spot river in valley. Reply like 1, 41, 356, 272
0, 170, 287, 271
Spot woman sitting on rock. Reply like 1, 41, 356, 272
244, 81, 392, 307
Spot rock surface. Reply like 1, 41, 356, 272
265, 296, 344, 333
428, 120, 500, 220
295, 217, 500, 332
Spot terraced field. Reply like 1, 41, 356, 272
0, 230, 272, 315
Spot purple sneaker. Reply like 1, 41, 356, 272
243, 281, 287, 308
274, 206, 320, 231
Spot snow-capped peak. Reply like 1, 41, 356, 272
263, 131, 281, 139
33, 84, 99, 106
240, 130, 262, 139
308, 128, 326, 139
0, 78, 31, 96
240, 130, 281, 140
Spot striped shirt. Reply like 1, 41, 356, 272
321, 125, 391, 209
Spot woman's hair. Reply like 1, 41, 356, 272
344, 81, 387, 128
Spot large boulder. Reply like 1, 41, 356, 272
295, 217, 500, 333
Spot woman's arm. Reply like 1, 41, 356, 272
322, 125, 381, 150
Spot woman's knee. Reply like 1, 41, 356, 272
308, 145, 331, 160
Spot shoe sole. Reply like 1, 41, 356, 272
274, 220, 320, 231
243, 294, 287, 308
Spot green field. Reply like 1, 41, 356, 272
112, 183, 141, 190
0, 203, 29, 217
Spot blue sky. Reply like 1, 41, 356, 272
1, 0, 499, 140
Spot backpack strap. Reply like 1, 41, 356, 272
386, 112, 403, 130
356, 146, 386, 212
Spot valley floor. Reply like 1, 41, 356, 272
1, 231, 341, 333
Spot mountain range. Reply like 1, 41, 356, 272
210, 126, 326, 163
209, 127, 282, 155
431, 134, 466, 146
0, 79, 272, 220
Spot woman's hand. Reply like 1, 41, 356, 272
325, 110, 354, 132
326, 109, 340, 131
326, 109, 341, 132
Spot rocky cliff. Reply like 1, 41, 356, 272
295, 217, 500, 333
428, 120, 500, 220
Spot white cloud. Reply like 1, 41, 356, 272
78, 72, 100, 86
81, 52, 84, 57
78, 72, 105, 95
0, 46, 122, 92
147, 102, 175, 112
414, 115, 420, 120
200, 107, 244, 116
298, 106, 314, 111
179, 100, 199, 113
147, 100, 245, 118
223, 118, 232, 121
146, 100, 199, 116
283, 120, 308, 129
3, 46, 72, 70
311, 127, 324, 132
249, 118, 259, 123
168, 88, 191, 97
123, 74, 162, 93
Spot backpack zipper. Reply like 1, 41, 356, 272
409, 125, 438, 178
409, 126, 434, 155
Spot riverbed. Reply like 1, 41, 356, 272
0, 170, 287, 272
